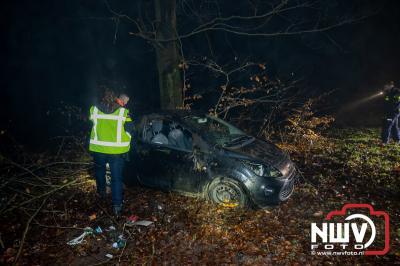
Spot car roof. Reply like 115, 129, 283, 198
139, 109, 206, 120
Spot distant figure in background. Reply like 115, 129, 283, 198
88, 88, 133, 216
382, 81, 400, 144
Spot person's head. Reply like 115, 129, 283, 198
97, 87, 119, 112
117, 93, 130, 106
100, 88, 117, 105
384, 81, 395, 91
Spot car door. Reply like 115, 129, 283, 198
167, 129, 209, 195
137, 142, 173, 190
166, 148, 198, 193
131, 116, 173, 190
139, 142, 205, 194
133, 116, 208, 194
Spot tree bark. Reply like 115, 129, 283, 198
154, 0, 182, 110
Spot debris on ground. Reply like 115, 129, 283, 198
125, 220, 153, 227
67, 227, 94, 246
88, 213, 97, 221
0, 128, 399, 265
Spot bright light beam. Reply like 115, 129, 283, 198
340, 91, 384, 112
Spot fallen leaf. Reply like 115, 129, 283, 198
313, 211, 323, 217
89, 213, 97, 221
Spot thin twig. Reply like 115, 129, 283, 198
0, 233, 5, 249
118, 223, 128, 263
2, 158, 51, 187
2, 179, 87, 214
33, 222, 86, 230
13, 197, 48, 265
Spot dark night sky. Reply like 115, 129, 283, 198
1, 0, 400, 146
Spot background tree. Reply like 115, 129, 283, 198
105, 0, 365, 110
154, 0, 182, 109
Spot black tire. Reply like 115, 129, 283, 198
207, 177, 249, 208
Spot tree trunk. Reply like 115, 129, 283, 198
154, 0, 182, 110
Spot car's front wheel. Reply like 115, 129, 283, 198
207, 177, 249, 208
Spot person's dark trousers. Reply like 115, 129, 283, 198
384, 113, 400, 143
92, 152, 125, 208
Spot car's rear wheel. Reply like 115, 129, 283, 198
207, 177, 249, 208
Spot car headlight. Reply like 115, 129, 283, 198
280, 162, 292, 176
243, 161, 282, 178
268, 167, 283, 178
245, 162, 265, 176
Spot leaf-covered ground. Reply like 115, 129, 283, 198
1, 128, 399, 265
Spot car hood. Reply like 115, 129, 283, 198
222, 138, 290, 170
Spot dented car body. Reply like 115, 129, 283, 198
126, 111, 297, 208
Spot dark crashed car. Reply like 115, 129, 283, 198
126, 111, 297, 208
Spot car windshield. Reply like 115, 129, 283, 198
183, 115, 254, 147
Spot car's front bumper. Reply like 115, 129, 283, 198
248, 170, 297, 208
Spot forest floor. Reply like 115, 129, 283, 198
0, 128, 399, 265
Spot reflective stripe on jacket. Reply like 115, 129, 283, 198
89, 106, 132, 154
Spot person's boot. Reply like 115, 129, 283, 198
112, 205, 123, 218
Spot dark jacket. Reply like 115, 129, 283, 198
384, 88, 400, 117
